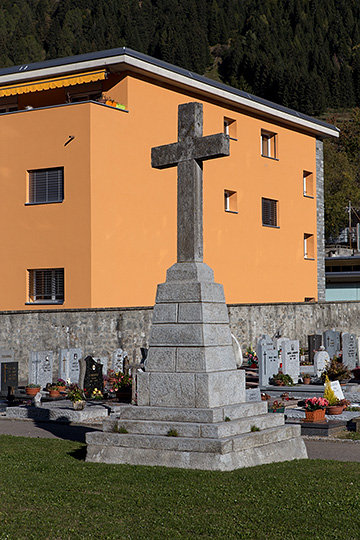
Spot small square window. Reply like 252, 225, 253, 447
261, 130, 277, 159
28, 167, 64, 204
28, 268, 64, 304
304, 234, 314, 259
262, 198, 278, 227
224, 190, 237, 213
303, 171, 314, 197
224, 117, 237, 139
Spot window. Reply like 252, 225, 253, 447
224, 190, 238, 213
304, 234, 314, 259
303, 171, 314, 197
261, 130, 277, 159
262, 198, 278, 227
224, 117, 237, 139
28, 268, 64, 304
28, 167, 64, 204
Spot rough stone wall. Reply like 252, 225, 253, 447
316, 139, 326, 301
3, 301, 360, 384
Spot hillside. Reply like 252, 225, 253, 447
2, 0, 360, 116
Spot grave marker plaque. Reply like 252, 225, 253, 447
29, 351, 53, 389
323, 329, 340, 359
83, 356, 103, 396
257, 335, 278, 386
342, 333, 358, 371
281, 340, 300, 383
1, 362, 18, 394
308, 334, 322, 364
112, 348, 128, 373
59, 348, 82, 383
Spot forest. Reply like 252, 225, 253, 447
2, 0, 360, 237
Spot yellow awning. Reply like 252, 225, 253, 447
0, 69, 107, 98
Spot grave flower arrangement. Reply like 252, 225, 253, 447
304, 397, 329, 411
67, 384, 85, 403
91, 388, 103, 400
244, 345, 258, 367
321, 358, 352, 382
26, 383, 41, 388
272, 371, 294, 386
112, 372, 132, 391
56, 378, 66, 388
268, 400, 285, 413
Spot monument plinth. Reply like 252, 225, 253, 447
86, 103, 307, 470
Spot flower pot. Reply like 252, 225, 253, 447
73, 400, 85, 410
304, 409, 326, 422
57, 386, 66, 392
303, 378, 311, 385
116, 389, 132, 403
269, 407, 285, 413
25, 387, 40, 396
274, 380, 285, 386
326, 405, 344, 415
48, 390, 60, 398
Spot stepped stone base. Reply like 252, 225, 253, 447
85, 403, 308, 470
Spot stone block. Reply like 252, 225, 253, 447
107, 419, 202, 438
200, 413, 284, 439
137, 372, 150, 406
195, 370, 245, 408
145, 347, 176, 372
175, 346, 236, 373
152, 303, 178, 324
155, 282, 225, 304
232, 425, 301, 452
203, 324, 232, 346
148, 372, 196, 407
115, 405, 223, 423
166, 262, 214, 282
149, 323, 204, 347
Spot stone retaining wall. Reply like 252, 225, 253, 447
1, 301, 360, 384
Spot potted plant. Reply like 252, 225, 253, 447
56, 378, 66, 392
302, 373, 311, 385
47, 384, 60, 398
304, 397, 329, 422
244, 345, 258, 368
324, 375, 350, 415
67, 384, 86, 410
25, 383, 41, 396
113, 372, 132, 403
268, 400, 285, 413
272, 371, 294, 386
321, 358, 352, 383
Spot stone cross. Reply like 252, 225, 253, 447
151, 102, 229, 263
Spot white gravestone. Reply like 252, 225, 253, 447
246, 388, 262, 402
112, 348, 128, 373
323, 329, 341, 359
275, 338, 289, 362
59, 348, 82, 383
330, 380, 344, 401
281, 340, 300, 383
98, 357, 108, 378
29, 351, 53, 388
314, 346, 330, 378
257, 335, 278, 386
342, 333, 358, 371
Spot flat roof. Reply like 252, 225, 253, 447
0, 47, 339, 138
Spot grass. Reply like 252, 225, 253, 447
1, 435, 360, 540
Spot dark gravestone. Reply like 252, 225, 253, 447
83, 356, 104, 397
308, 334, 322, 364
1, 362, 18, 394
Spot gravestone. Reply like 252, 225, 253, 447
257, 335, 278, 386
246, 388, 262, 402
281, 340, 300, 383
59, 348, 82, 383
314, 346, 330, 378
308, 334, 322, 364
342, 333, 358, 371
330, 380, 344, 401
83, 356, 103, 396
323, 329, 341, 359
98, 357, 108, 377
0, 350, 16, 393
112, 348, 128, 373
29, 351, 53, 389
1, 362, 18, 394
86, 102, 307, 470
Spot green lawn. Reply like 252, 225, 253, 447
0, 435, 359, 540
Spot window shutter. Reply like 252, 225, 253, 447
29, 168, 64, 203
262, 198, 277, 227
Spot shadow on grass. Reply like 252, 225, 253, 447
68, 444, 87, 461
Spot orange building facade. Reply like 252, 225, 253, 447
0, 48, 339, 310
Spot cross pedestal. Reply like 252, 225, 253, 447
86, 103, 307, 470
